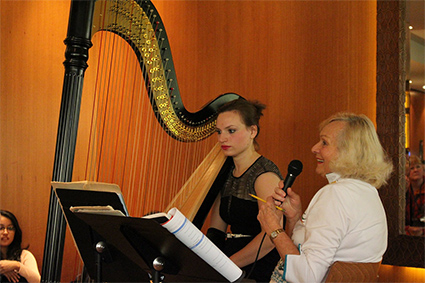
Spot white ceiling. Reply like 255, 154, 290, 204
406, 0, 424, 92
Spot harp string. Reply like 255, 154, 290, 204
143, 8, 163, 214
123, 17, 151, 214
131, 4, 154, 214
125, 53, 148, 216
65, 15, 115, 281
92, 0, 110, 180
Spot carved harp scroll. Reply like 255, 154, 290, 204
42, 0, 239, 281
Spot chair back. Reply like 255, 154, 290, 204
324, 261, 381, 282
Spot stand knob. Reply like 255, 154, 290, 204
153, 257, 165, 271
95, 241, 106, 254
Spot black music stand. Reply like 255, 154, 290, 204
54, 186, 149, 282
54, 185, 245, 282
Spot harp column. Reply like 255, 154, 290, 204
41, 0, 95, 282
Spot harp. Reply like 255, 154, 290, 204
41, 0, 240, 281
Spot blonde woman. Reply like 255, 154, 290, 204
258, 112, 393, 283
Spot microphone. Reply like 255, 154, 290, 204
282, 160, 303, 193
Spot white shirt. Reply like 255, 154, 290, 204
19, 249, 41, 283
282, 173, 387, 283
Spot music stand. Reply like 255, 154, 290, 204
54, 185, 149, 282
75, 213, 243, 282
54, 184, 244, 282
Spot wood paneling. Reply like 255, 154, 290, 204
378, 265, 425, 282
3, 1, 419, 282
0, 0, 69, 279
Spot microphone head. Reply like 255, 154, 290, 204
288, 160, 303, 176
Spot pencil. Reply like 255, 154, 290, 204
249, 194, 284, 211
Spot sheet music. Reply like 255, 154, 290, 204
162, 208, 243, 282
52, 181, 129, 216
70, 205, 126, 216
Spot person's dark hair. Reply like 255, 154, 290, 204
217, 98, 266, 150
0, 210, 27, 260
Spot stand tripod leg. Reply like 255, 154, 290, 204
152, 257, 165, 283
95, 241, 106, 283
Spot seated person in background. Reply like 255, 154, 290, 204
0, 210, 40, 283
258, 112, 393, 283
405, 155, 425, 236
207, 99, 283, 282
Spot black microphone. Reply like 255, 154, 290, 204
282, 160, 303, 193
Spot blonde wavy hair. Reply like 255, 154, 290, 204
321, 112, 393, 188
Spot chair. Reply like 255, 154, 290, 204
324, 261, 381, 282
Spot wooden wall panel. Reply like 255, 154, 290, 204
0, 0, 69, 278
379, 265, 425, 282
2, 0, 421, 282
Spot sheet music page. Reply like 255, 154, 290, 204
52, 181, 129, 216
70, 205, 126, 216
162, 208, 243, 282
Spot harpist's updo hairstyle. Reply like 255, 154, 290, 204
217, 98, 266, 150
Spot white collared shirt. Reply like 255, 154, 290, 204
282, 173, 387, 283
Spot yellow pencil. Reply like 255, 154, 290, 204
249, 194, 284, 211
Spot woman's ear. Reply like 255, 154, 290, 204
250, 125, 258, 139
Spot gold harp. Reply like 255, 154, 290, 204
41, 0, 240, 281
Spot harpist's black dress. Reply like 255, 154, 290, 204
219, 156, 283, 282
